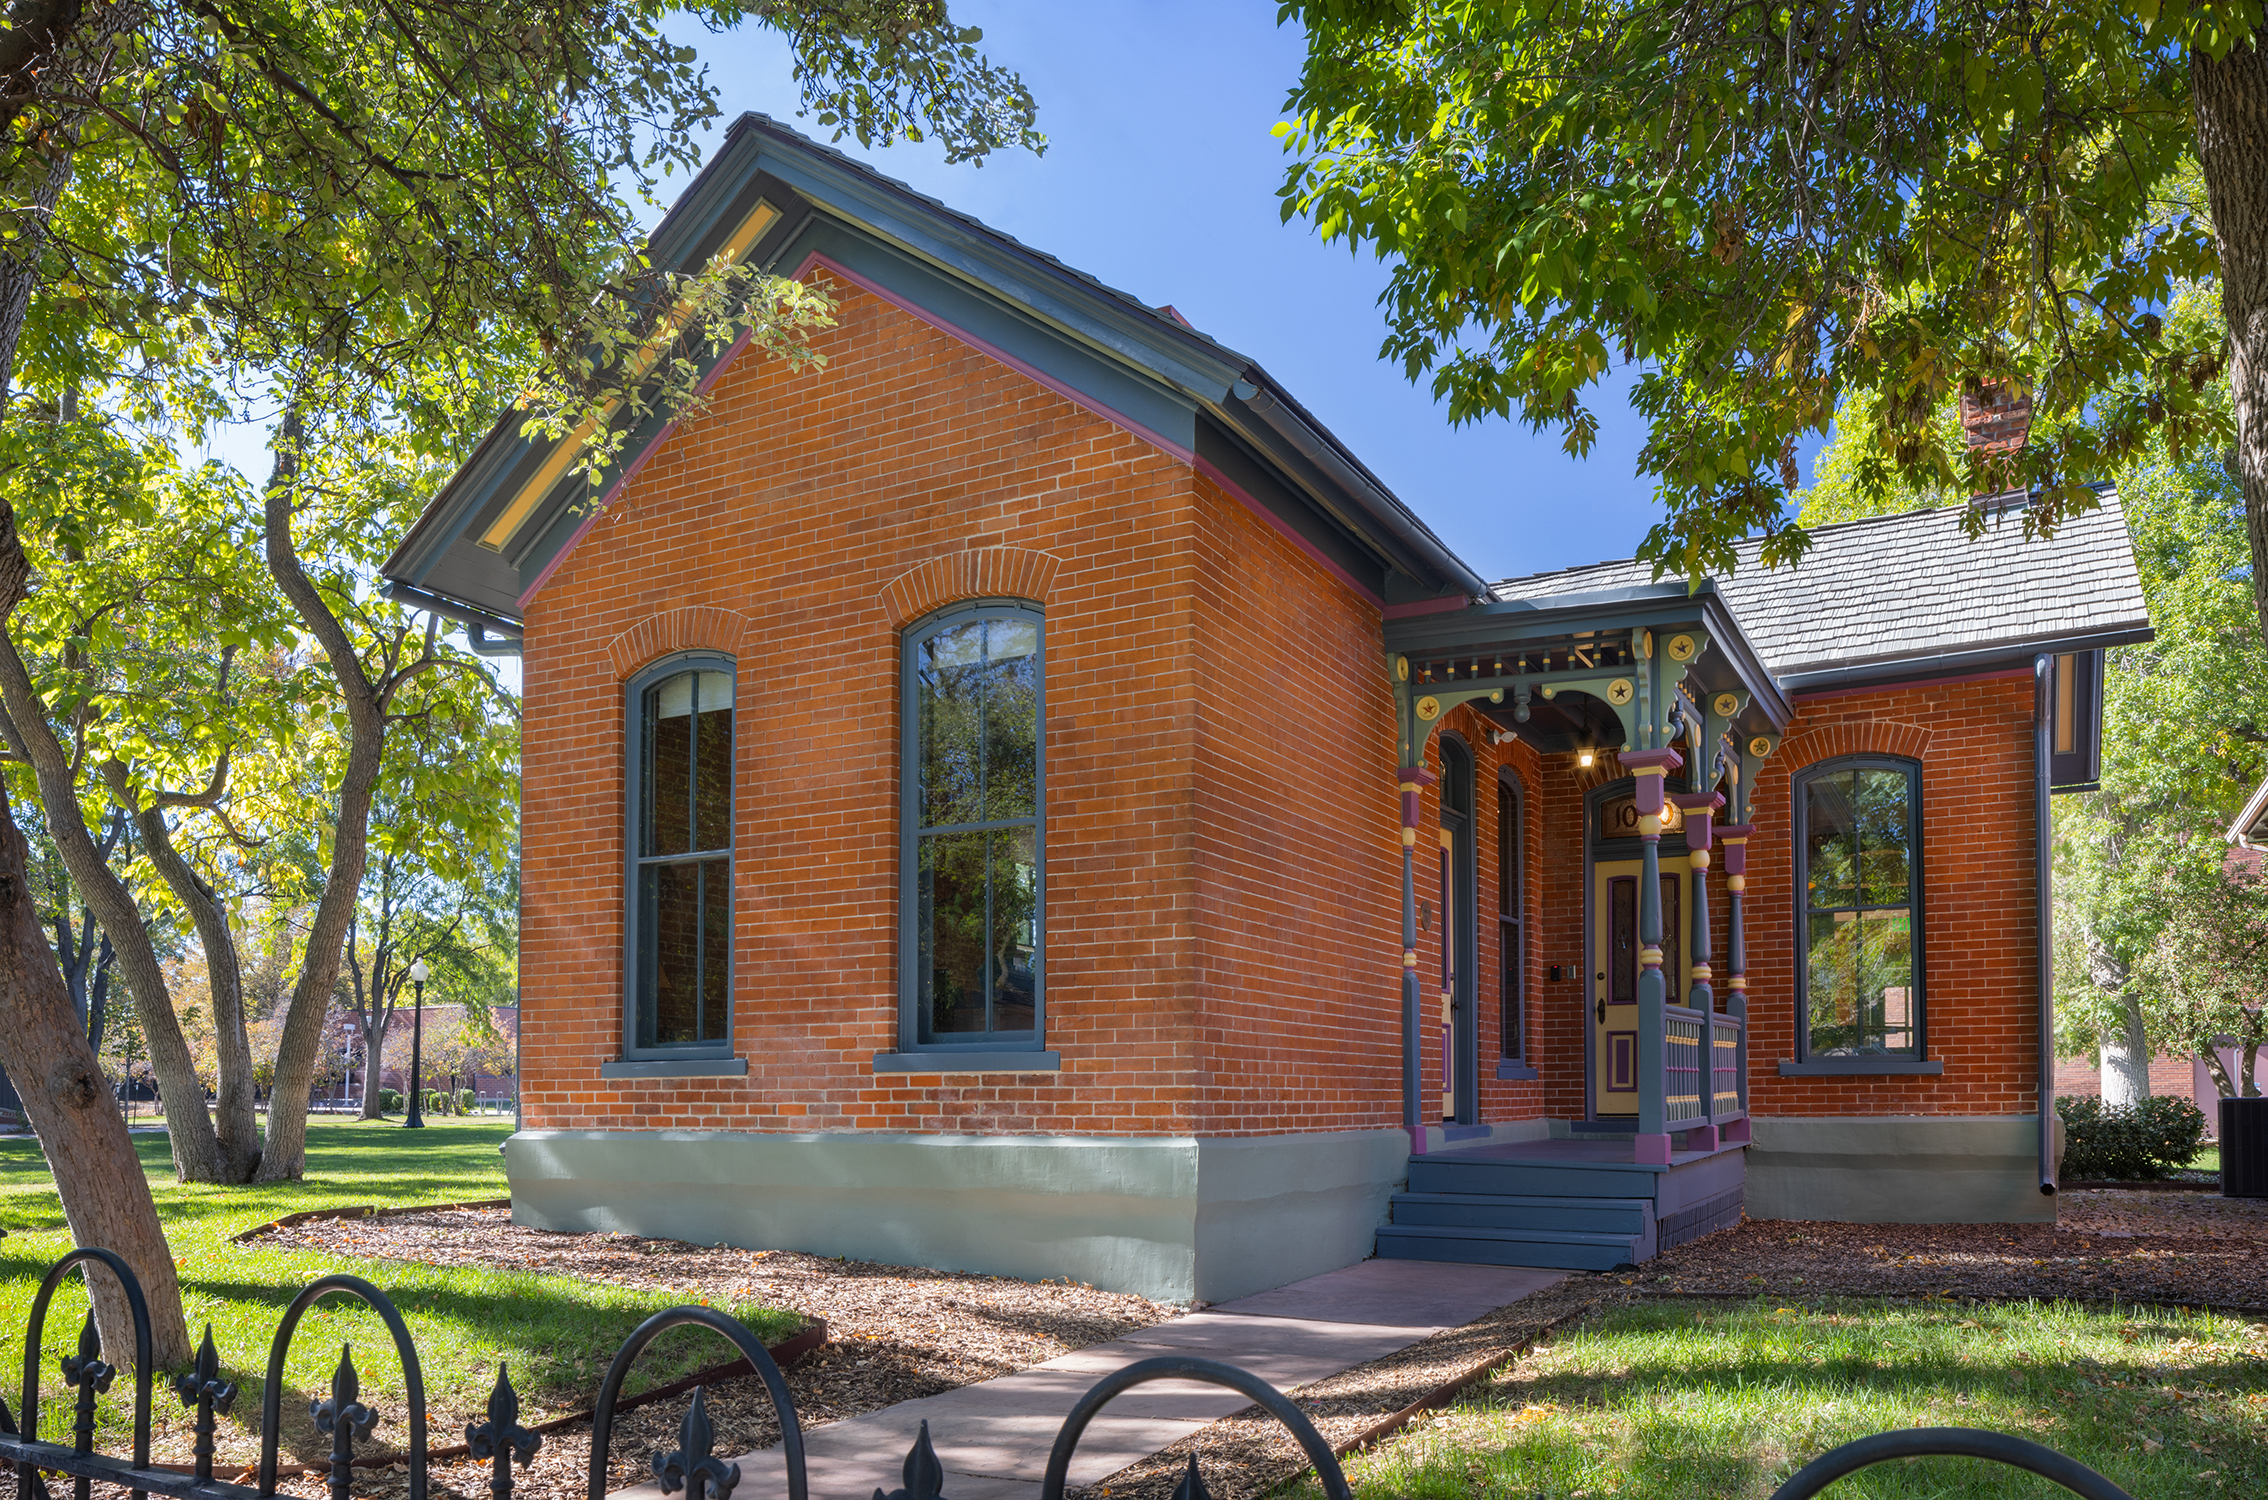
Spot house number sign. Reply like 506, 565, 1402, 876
1599, 794, 1683, 839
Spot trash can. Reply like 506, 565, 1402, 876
2220, 1096, 2268, 1198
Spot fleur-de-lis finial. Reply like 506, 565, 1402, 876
1170, 1454, 1211, 1500
172, 1325, 238, 1483
61, 1309, 115, 1394
651, 1386, 741, 1500
870, 1420, 946, 1500
467, 1362, 541, 1500
311, 1343, 380, 1500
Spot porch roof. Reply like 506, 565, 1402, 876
1489, 491, 2151, 692
1382, 578, 1791, 762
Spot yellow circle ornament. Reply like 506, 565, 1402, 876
1749, 735, 1774, 759
1713, 692, 1740, 718
1605, 678, 1635, 706
1668, 633, 1697, 662
1415, 695, 1441, 721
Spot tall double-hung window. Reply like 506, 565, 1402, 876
898, 602, 1045, 1054
624, 655, 735, 1060
1794, 756, 1924, 1059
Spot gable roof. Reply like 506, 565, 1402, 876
1492, 493, 2152, 691
381, 113, 1488, 632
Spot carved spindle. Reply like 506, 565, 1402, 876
310, 1344, 379, 1500
651, 1386, 740, 1500
466, 1362, 542, 1500
871, 1419, 945, 1500
171, 1323, 238, 1484
1171, 1454, 1211, 1500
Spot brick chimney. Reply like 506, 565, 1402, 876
1959, 379, 2032, 501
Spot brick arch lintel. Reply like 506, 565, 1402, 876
606, 605, 753, 680
1776, 719, 1934, 769
880, 546, 1062, 628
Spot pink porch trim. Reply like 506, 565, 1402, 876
1381, 594, 1472, 620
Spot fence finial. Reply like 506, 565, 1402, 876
652, 1385, 740, 1500
467, 1361, 542, 1500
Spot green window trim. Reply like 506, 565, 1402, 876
1791, 753, 1926, 1063
897, 599, 1047, 1054
622, 651, 737, 1063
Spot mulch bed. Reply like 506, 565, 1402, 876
235, 1206, 1172, 1500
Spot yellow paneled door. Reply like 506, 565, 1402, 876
1592, 856, 1690, 1117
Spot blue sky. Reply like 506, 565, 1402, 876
671, 2, 1679, 584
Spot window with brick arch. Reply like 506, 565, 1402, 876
899, 601, 1046, 1050
1498, 771, 1525, 1061
1794, 754, 1924, 1060
625, 652, 735, 1057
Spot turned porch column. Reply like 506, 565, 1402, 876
1671, 790, 1724, 1149
1397, 765, 1437, 1155
1717, 821, 1754, 1144
1620, 747, 1683, 1166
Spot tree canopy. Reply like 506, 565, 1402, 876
1275, 0, 2267, 611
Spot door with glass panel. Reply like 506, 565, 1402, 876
1590, 856, 1688, 1117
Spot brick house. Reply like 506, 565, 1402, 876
381, 115, 2148, 1302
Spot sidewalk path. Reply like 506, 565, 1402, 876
612, 1260, 1564, 1500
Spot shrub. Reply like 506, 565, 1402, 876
377, 1089, 402, 1113
456, 1089, 477, 1114
2057, 1094, 2210, 1180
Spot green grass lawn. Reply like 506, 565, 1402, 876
2195, 1142, 2223, 1174
0, 1117, 799, 1464
1292, 1300, 2268, 1498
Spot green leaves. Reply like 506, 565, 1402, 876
1276, 0, 2227, 583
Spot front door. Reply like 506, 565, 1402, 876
1592, 856, 1689, 1117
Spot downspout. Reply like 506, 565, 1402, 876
2034, 654, 2057, 1197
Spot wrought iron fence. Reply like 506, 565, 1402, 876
0, 1248, 2140, 1500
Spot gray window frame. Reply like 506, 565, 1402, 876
615, 650, 741, 1072
892, 599, 1051, 1064
1787, 752, 1936, 1075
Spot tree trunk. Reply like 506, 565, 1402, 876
0, 551, 226, 1185
357, 1012, 390, 1121
0, 777, 190, 1369
2100, 995, 2152, 1107
255, 407, 391, 1181
2194, 41, 2268, 645
114, 778, 261, 1179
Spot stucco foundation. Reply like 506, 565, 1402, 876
503, 1127, 1415, 1303
1745, 1115, 2062, 1224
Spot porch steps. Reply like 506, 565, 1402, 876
1374, 1136, 1749, 1273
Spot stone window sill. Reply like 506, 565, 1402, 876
599, 1056, 748, 1079
1495, 1060, 1541, 1081
872, 1050, 1061, 1075
1777, 1056, 1943, 1076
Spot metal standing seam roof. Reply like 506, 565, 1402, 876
1490, 493, 2152, 685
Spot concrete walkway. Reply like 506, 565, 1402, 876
611, 1260, 1564, 1500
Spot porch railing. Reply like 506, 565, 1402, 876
1655, 1005, 1745, 1147
0, 1246, 2138, 1500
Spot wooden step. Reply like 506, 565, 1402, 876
1390, 1190, 1650, 1236
1374, 1223, 1640, 1272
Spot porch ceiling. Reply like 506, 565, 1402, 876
1382, 580, 1791, 762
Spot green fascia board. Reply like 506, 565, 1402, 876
382, 112, 1488, 623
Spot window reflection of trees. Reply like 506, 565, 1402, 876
1802, 764, 1918, 1056
914, 614, 1040, 1041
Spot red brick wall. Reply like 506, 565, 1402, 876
517, 269, 2051, 1141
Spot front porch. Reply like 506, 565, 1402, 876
1377, 1131, 1749, 1271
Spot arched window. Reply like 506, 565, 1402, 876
898, 601, 1046, 1053
624, 653, 735, 1059
1794, 755, 1924, 1060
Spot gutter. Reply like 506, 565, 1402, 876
1236, 381, 1488, 599
1774, 625, 2153, 695
2034, 653, 2057, 1198
384, 582, 525, 657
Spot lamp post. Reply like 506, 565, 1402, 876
405, 958, 429, 1129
